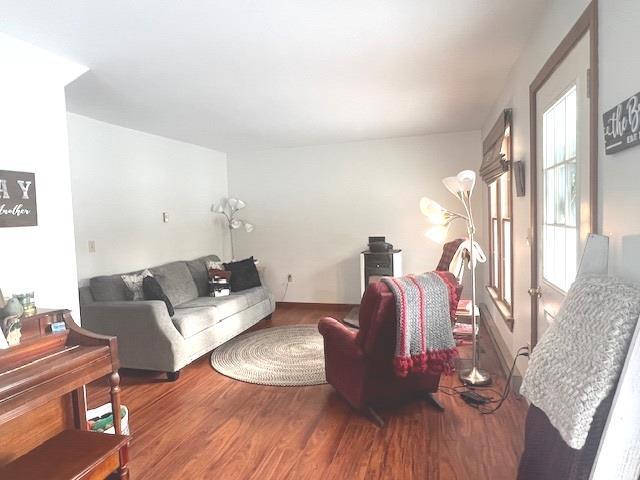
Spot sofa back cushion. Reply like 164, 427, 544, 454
151, 261, 199, 306
90, 273, 137, 302
79, 286, 95, 306
186, 254, 221, 297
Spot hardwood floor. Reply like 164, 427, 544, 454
88, 304, 527, 480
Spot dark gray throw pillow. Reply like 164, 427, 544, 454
223, 257, 261, 292
143, 276, 174, 317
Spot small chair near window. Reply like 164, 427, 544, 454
436, 238, 467, 284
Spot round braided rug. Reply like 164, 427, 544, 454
210, 325, 327, 386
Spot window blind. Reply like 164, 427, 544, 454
480, 109, 512, 184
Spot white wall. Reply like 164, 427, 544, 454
0, 33, 86, 318
599, 0, 640, 283
68, 114, 230, 282
479, 0, 640, 368
228, 132, 482, 304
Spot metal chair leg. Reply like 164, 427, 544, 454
365, 406, 385, 428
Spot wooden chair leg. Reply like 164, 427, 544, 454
365, 406, 385, 428
424, 392, 445, 412
118, 444, 130, 479
109, 372, 123, 435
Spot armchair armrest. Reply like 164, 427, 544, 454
318, 317, 363, 361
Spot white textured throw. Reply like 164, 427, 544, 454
521, 274, 640, 449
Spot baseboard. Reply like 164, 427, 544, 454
275, 301, 357, 309
479, 303, 523, 391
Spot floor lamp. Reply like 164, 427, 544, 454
420, 170, 491, 386
212, 197, 254, 260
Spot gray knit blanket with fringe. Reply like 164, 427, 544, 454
521, 274, 640, 449
382, 272, 457, 377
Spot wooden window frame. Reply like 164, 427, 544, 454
529, 0, 598, 348
487, 173, 514, 330
485, 114, 515, 331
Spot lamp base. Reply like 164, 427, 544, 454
459, 366, 492, 386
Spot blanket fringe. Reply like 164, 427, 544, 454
394, 349, 459, 377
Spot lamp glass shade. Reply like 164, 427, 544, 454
443, 170, 477, 196
244, 222, 254, 232
456, 170, 476, 194
214, 204, 225, 213
419, 197, 447, 225
442, 176, 461, 196
425, 225, 449, 244
236, 199, 246, 210
228, 198, 238, 210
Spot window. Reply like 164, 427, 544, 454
481, 109, 514, 327
542, 86, 578, 292
487, 170, 513, 322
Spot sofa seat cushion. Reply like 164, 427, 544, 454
171, 307, 220, 338
235, 286, 271, 307
151, 261, 199, 307
172, 287, 270, 338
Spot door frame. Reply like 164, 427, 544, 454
529, 0, 598, 348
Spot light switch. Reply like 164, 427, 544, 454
88, 240, 96, 253
163, 212, 169, 223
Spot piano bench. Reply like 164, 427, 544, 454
0, 429, 129, 480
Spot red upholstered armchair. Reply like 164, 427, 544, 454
319, 277, 461, 426
318, 240, 464, 425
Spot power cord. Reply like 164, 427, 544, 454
280, 280, 289, 302
438, 345, 530, 414
477, 346, 529, 414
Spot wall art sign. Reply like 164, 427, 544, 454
603, 91, 640, 154
0, 170, 37, 227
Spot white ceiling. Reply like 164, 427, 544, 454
1, 1, 547, 151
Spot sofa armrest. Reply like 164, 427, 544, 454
82, 300, 180, 336
318, 317, 363, 361
80, 300, 185, 371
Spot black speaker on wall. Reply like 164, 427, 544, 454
514, 160, 526, 197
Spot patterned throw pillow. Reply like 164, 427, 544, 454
121, 269, 153, 301
206, 260, 224, 271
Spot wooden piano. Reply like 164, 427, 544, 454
0, 309, 130, 479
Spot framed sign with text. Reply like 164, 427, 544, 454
0, 170, 38, 227
603, 91, 640, 154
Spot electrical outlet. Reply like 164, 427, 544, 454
162, 212, 169, 223
88, 240, 96, 253
287, 274, 293, 283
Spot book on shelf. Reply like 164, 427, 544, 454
455, 299, 479, 317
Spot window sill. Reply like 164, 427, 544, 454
486, 286, 514, 331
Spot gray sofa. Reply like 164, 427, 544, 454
79, 254, 275, 380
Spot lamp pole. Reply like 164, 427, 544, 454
229, 224, 235, 260
458, 191, 491, 386
420, 171, 490, 386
